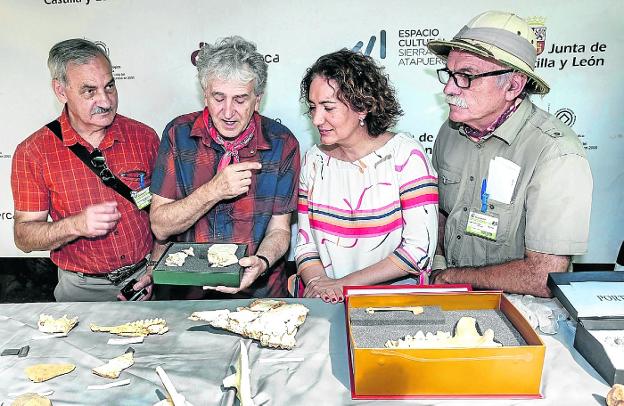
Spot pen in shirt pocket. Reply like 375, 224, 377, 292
480, 178, 489, 213
120, 170, 146, 189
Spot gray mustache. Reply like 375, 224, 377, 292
445, 95, 468, 108
92, 106, 112, 114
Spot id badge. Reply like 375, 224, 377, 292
131, 187, 152, 209
466, 211, 499, 241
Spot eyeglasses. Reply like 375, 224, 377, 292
90, 149, 116, 185
436, 67, 513, 89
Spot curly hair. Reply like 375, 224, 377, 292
300, 49, 403, 136
196, 36, 267, 96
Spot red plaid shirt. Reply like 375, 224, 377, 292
11, 108, 159, 274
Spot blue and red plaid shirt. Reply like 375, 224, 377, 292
151, 111, 300, 297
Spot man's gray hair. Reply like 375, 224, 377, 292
48, 38, 111, 85
196, 36, 267, 96
496, 71, 531, 98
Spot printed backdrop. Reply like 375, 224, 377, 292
1, 0, 622, 263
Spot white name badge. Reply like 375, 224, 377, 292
465, 211, 499, 241
131, 187, 152, 209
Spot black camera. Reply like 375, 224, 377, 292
120, 279, 148, 301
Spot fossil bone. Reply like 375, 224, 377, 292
189, 299, 309, 350
385, 316, 502, 349
365, 306, 424, 315
25, 363, 75, 383
207, 244, 239, 267
90, 318, 169, 337
92, 352, 134, 379
38, 314, 78, 335
165, 247, 195, 267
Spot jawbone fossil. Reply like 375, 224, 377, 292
38, 314, 78, 335
90, 318, 169, 337
189, 299, 309, 350
385, 317, 502, 349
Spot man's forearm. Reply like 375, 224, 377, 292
150, 183, 220, 240
14, 217, 80, 252
435, 251, 569, 297
255, 228, 290, 266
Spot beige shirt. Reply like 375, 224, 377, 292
432, 98, 592, 268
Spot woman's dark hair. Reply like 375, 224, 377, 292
300, 49, 403, 136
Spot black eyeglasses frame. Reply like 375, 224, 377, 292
436, 67, 514, 89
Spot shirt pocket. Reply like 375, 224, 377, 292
486, 200, 515, 246
438, 167, 462, 214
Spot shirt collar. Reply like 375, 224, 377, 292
457, 98, 531, 145
489, 98, 532, 145
57, 106, 124, 150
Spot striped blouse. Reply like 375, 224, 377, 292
295, 133, 438, 283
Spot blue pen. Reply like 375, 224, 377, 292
139, 173, 145, 189
480, 178, 488, 213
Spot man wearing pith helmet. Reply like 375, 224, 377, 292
427, 11, 592, 297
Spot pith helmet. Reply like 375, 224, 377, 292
427, 10, 549, 94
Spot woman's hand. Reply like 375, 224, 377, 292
303, 275, 346, 303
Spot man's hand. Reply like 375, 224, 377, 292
210, 162, 262, 201
203, 255, 266, 295
303, 275, 346, 303
117, 273, 153, 301
76, 201, 121, 238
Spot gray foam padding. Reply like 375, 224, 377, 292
351, 309, 527, 348
154, 242, 246, 274
350, 306, 445, 326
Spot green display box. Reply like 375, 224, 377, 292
152, 242, 247, 287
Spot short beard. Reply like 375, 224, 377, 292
445, 95, 467, 108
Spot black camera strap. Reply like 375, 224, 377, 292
46, 120, 140, 208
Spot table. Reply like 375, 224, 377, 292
0, 299, 611, 405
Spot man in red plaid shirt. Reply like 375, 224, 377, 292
150, 36, 300, 298
11, 38, 163, 302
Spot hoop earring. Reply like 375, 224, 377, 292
359, 118, 365, 127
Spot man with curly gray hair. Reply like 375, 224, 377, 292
150, 36, 300, 299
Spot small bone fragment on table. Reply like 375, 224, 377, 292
365, 306, 424, 315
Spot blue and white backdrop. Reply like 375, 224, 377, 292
1, 0, 622, 264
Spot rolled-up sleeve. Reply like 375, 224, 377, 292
525, 154, 592, 255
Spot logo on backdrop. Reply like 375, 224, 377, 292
190, 43, 280, 66
527, 16, 547, 56
93, 40, 135, 81
351, 30, 386, 59
549, 105, 598, 152
0, 151, 12, 159
555, 108, 576, 127
0, 212, 13, 220
530, 16, 609, 71
397, 28, 444, 67
43, 0, 105, 5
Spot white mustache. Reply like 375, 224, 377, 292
91, 106, 112, 114
445, 95, 467, 108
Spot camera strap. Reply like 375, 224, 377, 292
46, 120, 144, 209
